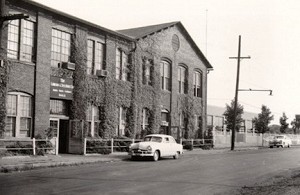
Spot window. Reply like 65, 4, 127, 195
178, 66, 187, 94
50, 99, 69, 116
87, 104, 100, 137
5, 92, 32, 138
51, 29, 72, 67
160, 60, 171, 91
193, 71, 202, 97
116, 107, 127, 136
142, 58, 153, 85
7, 19, 35, 62
116, 48, 130, 81
87, 39, 105, 74
141, 108, 150, 130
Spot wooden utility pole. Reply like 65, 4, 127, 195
229, 35, 250, 150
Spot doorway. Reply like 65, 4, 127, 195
50, 119, 69, 154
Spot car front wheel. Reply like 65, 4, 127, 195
173, 152, 179, 159
153, 150, 159, 161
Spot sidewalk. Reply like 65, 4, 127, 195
0, 147, 260, 173
0, 152, 128, 173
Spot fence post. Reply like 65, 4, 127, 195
83, 138, 87, 155
111, 138, 114, 154
132, 138, 134, 144
191, 139, 194, 148
32, 138, 36, 155
55, 137, 58, 155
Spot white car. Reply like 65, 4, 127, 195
269, 135, 292, 148
129, 134, 183, 161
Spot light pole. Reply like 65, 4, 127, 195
229, 35, 250, 151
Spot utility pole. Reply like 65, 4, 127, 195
229, 35, 250, 150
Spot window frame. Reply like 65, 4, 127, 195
87, 38, 105, 75
5, 92, 32, 138
7, 18, 36, 62
142, 58, 153, 86
193, 70, 203, 97
87, 104, 100, 137
51, 28, 72, 68
116, 48, 130, 81
178, 65, 187, 94
160, 60, 171, 91
116, 106, 127, 136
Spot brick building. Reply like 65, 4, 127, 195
0, 0, 212, 153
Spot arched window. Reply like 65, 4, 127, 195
116, 48, 130, 81
178, 65, 187, 94
6, 92, 32, 138
160, 60, 171, 91
193, 70, 203, 97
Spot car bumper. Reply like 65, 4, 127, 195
128, 150, 154, 157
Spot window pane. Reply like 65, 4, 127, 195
20, 117, 31, 137
7, 95, 17, 115
21, 20, 35, 62
20, 96, 31, 117
7, 19, 19, 59
5, 117, 16, 137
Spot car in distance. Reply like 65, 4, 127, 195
128, 134, 183, 161
269, 135, 292, 148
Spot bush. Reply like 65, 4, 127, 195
86, 140, 111, 155
182, 141, 193, 150
6, 141, 33, 155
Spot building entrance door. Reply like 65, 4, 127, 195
59, 119, 69, 153
50, 118, 69, 153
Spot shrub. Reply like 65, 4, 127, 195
6, 141, 33, 155
86, 140, 111, 155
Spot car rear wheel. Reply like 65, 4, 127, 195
153, 150, 159, 161
173, 152, 179, 159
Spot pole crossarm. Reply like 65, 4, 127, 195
229, 56, 251, 60
238, 89, 273, 95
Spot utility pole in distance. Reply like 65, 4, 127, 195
229, 35, 250, 151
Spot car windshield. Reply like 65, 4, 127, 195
144, 136, 162, 143
275, 136, 284, 139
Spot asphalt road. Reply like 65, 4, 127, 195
1, 147, 300, 195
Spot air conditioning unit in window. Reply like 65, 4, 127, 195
96, 69, 109, 77
61, 62, 75, 70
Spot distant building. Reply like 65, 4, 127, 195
207, 105, 258, 133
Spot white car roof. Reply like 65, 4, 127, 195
145, 134, 172, 138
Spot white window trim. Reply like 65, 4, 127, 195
6, 92, 32, 138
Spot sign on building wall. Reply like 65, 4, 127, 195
50, 76, 74, 100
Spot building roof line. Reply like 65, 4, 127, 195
118, 21, 213, 69
18, 0, 135, 41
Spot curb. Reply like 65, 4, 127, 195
0, 156, 126, 173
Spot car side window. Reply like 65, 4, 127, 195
170, 137, 176, 143
165, 137, 169, 143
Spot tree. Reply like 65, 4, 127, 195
252, 105, 274, 134
279, 112, 289, 133
291, 116, 300, 134
223, 100, 244, 132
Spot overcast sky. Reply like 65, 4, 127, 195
32, 0, 300, 125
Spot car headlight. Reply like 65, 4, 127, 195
147, 146, 152, 152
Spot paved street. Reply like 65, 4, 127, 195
1, 147, 300, 195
